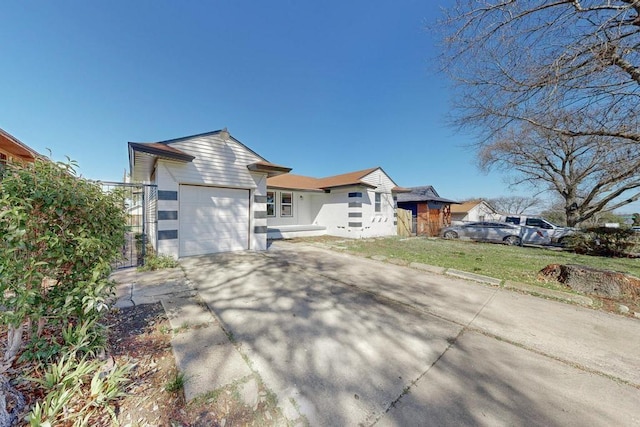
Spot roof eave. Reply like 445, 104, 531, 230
129, 142, 195, 183
391, 186, 412, 193
128, 142, 195, 162
247, 162, 292, 178
320, 181, 377, 191
0, 128, 42, 160
267, 185, 325, 193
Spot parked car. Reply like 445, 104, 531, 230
440, 221, 551, 246
499, 215, 576, 245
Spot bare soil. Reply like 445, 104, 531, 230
5, 301, 286, 427
107, 303, 288, 427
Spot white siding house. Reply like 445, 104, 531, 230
266, 167, 405, 239
129, 129, 290, 258
450, 200, 500, 223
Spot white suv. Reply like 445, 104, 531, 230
500, 215, 576, 245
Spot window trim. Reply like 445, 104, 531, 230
266, 191, 276, 217
280, 191, 293, 217
374, 192, 382, 213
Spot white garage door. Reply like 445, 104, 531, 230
179, 185, 250, 256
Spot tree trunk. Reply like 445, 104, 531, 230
564, 198, 580, 227
539, 264, 640, 298
3, 323, 24, 366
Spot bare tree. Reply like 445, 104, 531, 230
489, 195, 542, 215
439, 1, 640, 226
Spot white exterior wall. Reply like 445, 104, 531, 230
360, 169, 398, 238
266, 190, 317, 226
168, 134, 262, 187
360, 168, 395, 192
251, 172, 268, 251
265, 169, 398, 239
315, 189, 351, 237
149, 133, 268, 258
360, 189, 396, 238
155, 162, 180, 258
466, 203, 500, 222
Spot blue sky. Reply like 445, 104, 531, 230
2, 1, 638, 214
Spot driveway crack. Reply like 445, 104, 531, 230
368, 288, 499, 426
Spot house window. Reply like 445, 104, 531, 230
375, 193, 381, 213
266, 191, 275, 217
281, 192, 293, 217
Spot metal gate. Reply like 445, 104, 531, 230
100, 181, 157, 269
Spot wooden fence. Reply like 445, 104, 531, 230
397, 208, 413, 237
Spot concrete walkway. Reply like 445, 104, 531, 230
112, 242, 640, 426
110, 267, 257, 405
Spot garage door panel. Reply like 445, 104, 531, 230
179, 185, 250, 256
181, 213, 248, 225
181, 237, 247, 255
183, 208, 249, 221
181, 226, 249, 240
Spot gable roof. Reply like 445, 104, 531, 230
268, 167, 405, 191
315, 167, 379, 189
131, 129, 270, 160
396, 186, 458, 204
128, 128, 291, 181
0, 128, 41, 161
450, 200, 496, 214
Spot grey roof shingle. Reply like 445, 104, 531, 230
396, 186, 458, 204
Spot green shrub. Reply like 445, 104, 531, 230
27, 351, 131, 426
0, 158, 126, 363
565, 227, 639, 257
138, 253, 179, 271
0, 158, 131, 425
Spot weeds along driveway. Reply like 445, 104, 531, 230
180, 242, 640, 426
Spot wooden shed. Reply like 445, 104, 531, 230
396, 186, 458, 236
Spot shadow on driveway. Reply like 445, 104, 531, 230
180, 245, 640, 426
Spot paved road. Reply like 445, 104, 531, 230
180, 241, 640, 426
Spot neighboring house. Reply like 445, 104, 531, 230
0, 128, 40, 167
128, 129, 291, 258
396, 186, 458, 236
450, 200, 500, 223
266, 167, 407, 239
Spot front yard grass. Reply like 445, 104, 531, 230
320, 236, 640, 290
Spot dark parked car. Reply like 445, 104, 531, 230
440, 221, 551, 246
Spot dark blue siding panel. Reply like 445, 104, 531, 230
158, 190, 178, 201
158, 210, 178, 220
158, 230, 178, 240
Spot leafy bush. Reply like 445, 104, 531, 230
564, 227, 639, 257
0, 158, 131, 422
0, 158, 126, 365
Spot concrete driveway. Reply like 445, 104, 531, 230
180, 241, 640, 426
